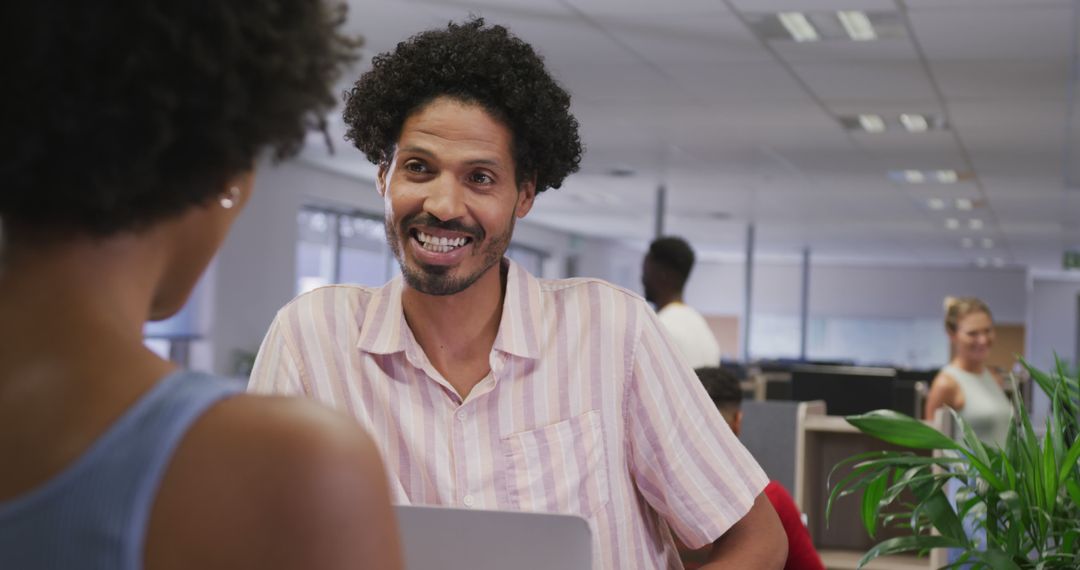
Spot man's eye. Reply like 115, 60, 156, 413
405, 161, 428, 173
471, 173, 493, 184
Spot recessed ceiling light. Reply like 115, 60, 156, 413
961, 237, 974, 248
927, 198, 946, 210
899, 113, 930, 133
858, 114, 885, 133
606, 167, 636, 178
904, 170, 925, 183
946, 218, 960, 230
779, 12, 819, 42
992, 258, 1005, 268
936, 170, 959, 184
956, 198, 973, 211
837, 11, 877, 41
981, 237, 994, 249
976, 257, 989, 268
968, 218, 984, 230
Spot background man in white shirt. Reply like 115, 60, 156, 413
642, 236, 722, 369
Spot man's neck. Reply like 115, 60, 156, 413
401, 262, 507, 398
655, 292, 684, 312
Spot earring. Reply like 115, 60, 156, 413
220, 186, 241, 209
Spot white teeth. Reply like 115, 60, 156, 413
416, 230, 470, 253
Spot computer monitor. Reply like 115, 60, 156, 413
790, 364, 897, 416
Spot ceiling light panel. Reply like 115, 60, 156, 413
899, 113, 929, 132
858, 114, 885, 132
778, 12, 819, 42
889, 169, 968, 184
837, 11, 876, 41
746, 11, 905, 43
840, 113, 948, 133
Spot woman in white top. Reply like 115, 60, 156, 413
924, 297, 1013, 447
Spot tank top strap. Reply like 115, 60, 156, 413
0, 370, 242, 570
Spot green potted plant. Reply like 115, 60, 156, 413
827, 358, 1080, 569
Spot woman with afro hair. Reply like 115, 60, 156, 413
0, 1, 401, 569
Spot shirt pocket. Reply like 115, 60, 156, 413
501, 410, 610, 519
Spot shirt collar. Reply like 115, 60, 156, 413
356, 275, 409, 355
492, 258, 543, 360
355, 258, 544, 360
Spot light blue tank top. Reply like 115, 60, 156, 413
0, 371, 241, 569
944, 364, 1013, 448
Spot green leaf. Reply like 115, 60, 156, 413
855, 535, 964, 569
861, 470, 889, 538
1043, 419, 1059, 511
1060, 427, 1080, 487
1001, 448, 1017, 490
1022, 357, 1058, 400
970, 547, 1023, 570
1067, 480, 1080, 510
846, 410, 960, 450
927, 492, 968, 543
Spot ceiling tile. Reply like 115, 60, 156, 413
910, 5, 1073, 61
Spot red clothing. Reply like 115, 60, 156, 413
764, 481, 825, 570
678, 481, 824, 570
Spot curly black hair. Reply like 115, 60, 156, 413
343, 17, 582, 193
1, 0, 359, 238
695, 367, 743, 415
648, 236, 696, 286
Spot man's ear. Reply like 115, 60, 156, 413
732, 410, 744, 437
376, 161, 389, 197
515, 177, 537, 218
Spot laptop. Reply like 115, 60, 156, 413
394, 505, 592, 570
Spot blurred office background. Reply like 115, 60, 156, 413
143, 0, 1078, 430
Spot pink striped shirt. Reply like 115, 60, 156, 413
248, 259, 768, 569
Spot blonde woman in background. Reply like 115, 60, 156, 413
923, 297, 1014, 447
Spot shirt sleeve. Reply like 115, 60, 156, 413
625, 302, 769, 549
247, 311, 308, 396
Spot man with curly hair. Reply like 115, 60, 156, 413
249, 18, 786, 569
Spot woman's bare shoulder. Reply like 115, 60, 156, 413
145, 394, 401, 570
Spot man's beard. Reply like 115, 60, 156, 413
386, 212, 513, 296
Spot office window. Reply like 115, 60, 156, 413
296, 208, 338, 294
749, 313, 949, 369
507, 243, 549, 278
296, 206, 395, 294
142, 274, 208, 368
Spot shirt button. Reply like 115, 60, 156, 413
463, 494, 476, 508
457, 411, 467, 421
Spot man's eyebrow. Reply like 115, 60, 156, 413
399, 145, 504, 169
398, 145, 434, 157
466, 158, 501, 168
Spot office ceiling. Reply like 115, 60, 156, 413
299, 0, 1080, 271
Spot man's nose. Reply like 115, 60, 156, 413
424, 174, 467, 221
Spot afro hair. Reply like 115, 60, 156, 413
342, 17, 582, 193
2, 0, 359, 239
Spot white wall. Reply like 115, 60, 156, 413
1028, 276, 1080, 371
